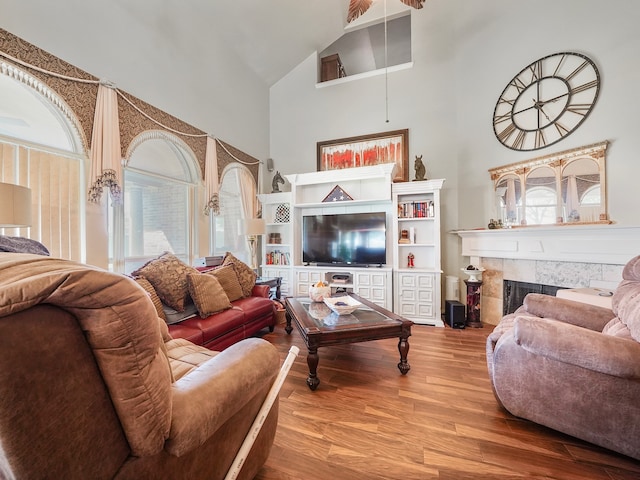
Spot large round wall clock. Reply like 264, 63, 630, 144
492, 52, 600, 151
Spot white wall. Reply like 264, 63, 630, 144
1, 0, 271, 265
0, 0, 270, 161
270, 0, 640, 279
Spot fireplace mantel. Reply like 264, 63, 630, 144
456, 224, 640, 266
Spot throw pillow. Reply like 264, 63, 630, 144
187, 273, 233, 318
209, 264, 244, 302
131, 252, 199, 312
134, 276, 167, 321
223, 251, 257, 297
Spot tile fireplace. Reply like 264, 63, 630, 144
456, 225, 639, 325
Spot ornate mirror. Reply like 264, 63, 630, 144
489, 141, 609, 226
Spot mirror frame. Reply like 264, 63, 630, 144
489, 140, 610, 226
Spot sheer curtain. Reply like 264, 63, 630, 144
214, 165, 257, 264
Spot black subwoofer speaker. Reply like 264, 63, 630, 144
445, 300, 465, 329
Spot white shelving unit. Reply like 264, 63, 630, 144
392, 180, 445, 326
286, 165, 395, 307
257, 192, 293, 297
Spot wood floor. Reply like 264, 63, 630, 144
254, 322, 640, 480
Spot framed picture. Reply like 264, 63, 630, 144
317, 129, 409, 182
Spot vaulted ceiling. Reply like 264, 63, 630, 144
169, 0, 417, 86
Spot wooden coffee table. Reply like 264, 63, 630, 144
284, 294, 413, 390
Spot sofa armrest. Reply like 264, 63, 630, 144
166, 338, 279, 456
523, 293, 614, 331
514, 316, 640, 378
252, 284, 271, 298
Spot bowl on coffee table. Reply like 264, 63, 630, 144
323, 295, 361, 315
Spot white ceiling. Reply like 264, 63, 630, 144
120, 0, 416, 87
0, 0, 421, 150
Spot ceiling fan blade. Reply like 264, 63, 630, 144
399, 0, 425, 9
347, 0, 373, 23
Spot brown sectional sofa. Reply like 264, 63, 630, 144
0, 253, 280, 479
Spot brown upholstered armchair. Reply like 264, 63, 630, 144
486, 255, 640, 461
0, 253, 280, 479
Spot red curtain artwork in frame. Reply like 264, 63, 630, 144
317, 129, 409, 182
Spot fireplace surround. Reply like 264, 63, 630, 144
456, 224, 640, 325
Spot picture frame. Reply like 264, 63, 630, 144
317, 129, 409, 182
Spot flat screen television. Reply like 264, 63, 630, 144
302, 212, 387, 266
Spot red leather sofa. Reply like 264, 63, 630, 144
168, 282, 276, 351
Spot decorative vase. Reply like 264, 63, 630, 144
461, 266, 485, 283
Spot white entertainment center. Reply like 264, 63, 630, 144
259, 164, 445, 326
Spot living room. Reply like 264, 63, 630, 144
1, 0, 640, 478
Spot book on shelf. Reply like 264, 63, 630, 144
265, 250, 289, 266
398, 200, 434, 219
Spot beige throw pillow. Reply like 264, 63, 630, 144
131, 252, 199, 312
134, 276, 167, 321
209, 264, 244, 302
223, 251, 257, 297
187, 273, 233, 318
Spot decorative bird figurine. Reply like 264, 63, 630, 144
347, 0, 425, 23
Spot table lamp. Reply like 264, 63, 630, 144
0, 182, 32, 227
240, 218, 266, 271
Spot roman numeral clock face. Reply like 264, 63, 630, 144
493, 52, 600, 151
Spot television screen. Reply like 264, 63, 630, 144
302, 212, 387, 266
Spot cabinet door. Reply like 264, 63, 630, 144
354, 271, 388, 308
295, 270, 323, 296
397, 272, 435, 319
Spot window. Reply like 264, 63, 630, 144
212, 164, 256, 265
0, 66, 85, 260
113, 133, 198, 273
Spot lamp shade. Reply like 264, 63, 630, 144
0, 182, 31, 227
239, 218, 266, 236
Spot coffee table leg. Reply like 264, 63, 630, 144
285, 310, 293, 334
306, 347, 320, 391
397, 335, 410, 375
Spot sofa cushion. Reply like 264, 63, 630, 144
167, 322, 203, 346
187, 272, 233, 318
602, 317, 634, 339
208, 264, 244, 302
223, 252, 256, 298
134, 276, 167, 321
176, 307, 246, 346
165, 338, 220, 381
131, 252, 199, 312
232, 296, 275, 320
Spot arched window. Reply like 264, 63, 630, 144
212, 164, 257, 265
113, 132, 199, 273
0, 64, 86, 260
